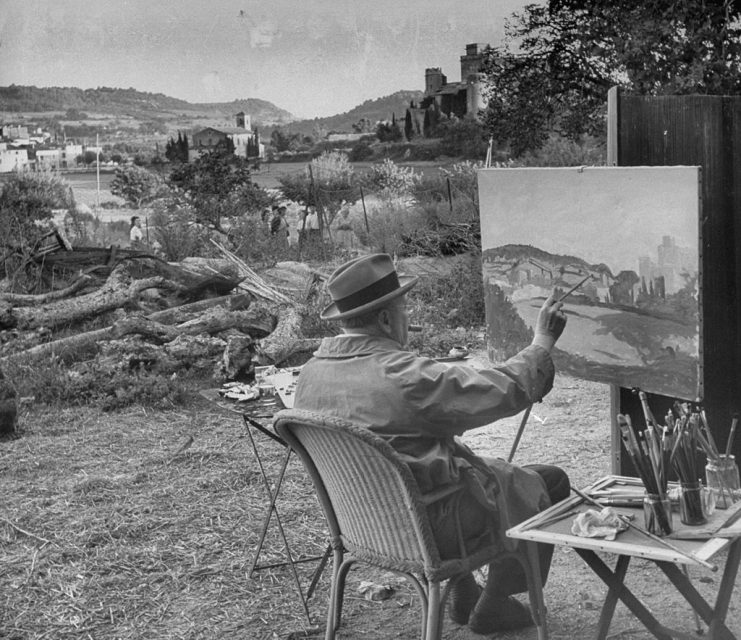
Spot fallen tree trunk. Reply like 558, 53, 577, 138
0, 275, 94, 305
0, 261, 186, 331
256, 304, 321, 366
0, 293, 255, 367
0, 257, 250, 331
112, 307, 275, 342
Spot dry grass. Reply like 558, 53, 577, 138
0, 394, 331, 640
2, 375, 740, 640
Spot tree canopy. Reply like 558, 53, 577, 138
110, 165, 163, 209
166, 148, 269, 231
0, 169, 74, 249
481, 0, 741, 155
277, 151, 358, 228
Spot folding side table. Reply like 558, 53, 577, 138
200, 386, 330, 624
508, 475, 741, 640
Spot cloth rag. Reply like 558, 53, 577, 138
571, 507, 628, 541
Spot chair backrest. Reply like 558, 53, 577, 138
273, 408, 442, 575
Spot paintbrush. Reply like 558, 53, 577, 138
571, 486, 717, 571
726, 414, 738, 457
520, 508, 581, 532
556, 274, 592, 303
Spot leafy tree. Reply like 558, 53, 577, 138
376, 115, 403, 143
427, 115, 488, 159
481, 0, 741, 155
82, 150, 98, 166
167, 148, 269, 231
270, 128, 301, 152
0, 169, 75, 280
352, 117, 374, 134
404, 110, 415, 141
110, 165, 163, 209
65, 108, 88, 120
165, 132, 189, 163
277, 151, 358, 229
362, 159, 419, 199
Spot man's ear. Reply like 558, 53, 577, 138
377, 308, 393, 336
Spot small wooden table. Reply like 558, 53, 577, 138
508, 475, 741, 640
200, 372, 329, 625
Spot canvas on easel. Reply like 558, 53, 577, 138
477, 166, 701, 401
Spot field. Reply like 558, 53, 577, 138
3, 372, 740, 640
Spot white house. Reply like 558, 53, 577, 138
0, 143, 30, 173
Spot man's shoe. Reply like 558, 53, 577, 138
448, 575, 482, 625
468, 595, 534, 634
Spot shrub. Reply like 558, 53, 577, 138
150, 194, 210, 261
4, 357, 195, 410
513, 134, 606, 167
361, 159, 420, 200
226, 214, 277, 266
408, 254, 485, 328
352, 200, 426, 256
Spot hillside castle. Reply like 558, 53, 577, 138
406, 43, 489, 137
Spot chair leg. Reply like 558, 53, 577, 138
521, 542, 549, 640
424, 581, 443, 640
325, 556, 356, 640
324, 550, 346, 640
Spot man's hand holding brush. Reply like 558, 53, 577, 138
532, 294, 567, 352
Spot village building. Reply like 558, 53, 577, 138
34, 143, 83, 170
0, 124, 30, 141
406, 43, 490, 138
189, 112, 264, 161
0, 142, 30, 173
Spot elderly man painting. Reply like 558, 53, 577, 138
294, 253, 569, 635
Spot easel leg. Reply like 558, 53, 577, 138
245, 427, 315, 624
575, 549, 673, 640
248, 446, 293, 576
595, 554, 630, 640
656, 557, 737, 640
708, 539, 741, 640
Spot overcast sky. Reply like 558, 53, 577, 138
0, 0, 530, 118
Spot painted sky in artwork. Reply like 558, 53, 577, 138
478, 167, 699, 276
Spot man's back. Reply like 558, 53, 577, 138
294, 333, 554, 493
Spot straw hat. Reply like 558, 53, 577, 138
321, 253, 418, 320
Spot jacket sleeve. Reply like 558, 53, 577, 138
395, 344, 555, 438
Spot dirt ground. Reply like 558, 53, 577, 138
2, 371, 739, 640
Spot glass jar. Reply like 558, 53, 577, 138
705, 454, 741, 509
678, 481, 707, 526
643, 493, 673, 536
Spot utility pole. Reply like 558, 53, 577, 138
95, 132, 101, 212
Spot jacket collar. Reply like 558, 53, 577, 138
313, 333, 403, 358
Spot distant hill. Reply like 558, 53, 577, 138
0, 85, 425, 136
0, 85, 295, 128
276, 90, 425, 136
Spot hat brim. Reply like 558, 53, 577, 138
320, 275, 419, 320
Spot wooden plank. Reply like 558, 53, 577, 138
611, 91, 741, 462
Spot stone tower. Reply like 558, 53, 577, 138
425, 68, 447, 96
460, 43, 489, 114
235, 111, 251, 131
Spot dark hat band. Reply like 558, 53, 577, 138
334, 271, 400, 313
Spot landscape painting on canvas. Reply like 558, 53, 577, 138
477, 166, 701, 400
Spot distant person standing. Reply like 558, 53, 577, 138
130, 216, 144, 248
335, 204, 355, 249
270, 205, 290, 255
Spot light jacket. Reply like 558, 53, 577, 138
293, 334, 555, 494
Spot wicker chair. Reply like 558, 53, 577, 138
273, 408, 548, 640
